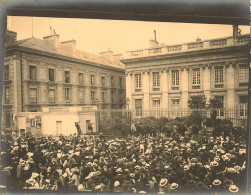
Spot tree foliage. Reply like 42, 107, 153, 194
209, 97, 224, 110
100, 117, 129, 135
188, 95, 206, 110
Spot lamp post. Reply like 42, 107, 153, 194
126, 98, 131, 125
95, 98, 99, 133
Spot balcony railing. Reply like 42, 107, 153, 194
188, 42, 203, 49
125, 34, 249, 59
131, 50, 144, 56
49, 107, 69, 112
167, 45, 182, 52
236, 35, 250, 43
149, 47, 162, 54
210, 39, 227, 46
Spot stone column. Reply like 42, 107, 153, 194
161, 69, 168, 110
226, 62, 235, 108
181, 67, 189, 109
202, 64, 211, 104
143, 70, 150, 115
126, 72, 132, 109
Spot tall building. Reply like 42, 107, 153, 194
122, 26, 249, 123
2, 30, 126, 136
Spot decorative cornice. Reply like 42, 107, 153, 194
143, 70, 150, 75
161, 68, 167, 73
226, 61, 236, 68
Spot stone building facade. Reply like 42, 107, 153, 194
122, 27, 249, 121
2, 30, 126, 135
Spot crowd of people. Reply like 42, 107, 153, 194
0, 126, 247, 193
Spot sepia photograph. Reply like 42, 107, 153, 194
0, 11, 250, 194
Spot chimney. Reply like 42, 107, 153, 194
60, 40, 76, 51
233, 25, 240, 38
196, 37, 201, 42
43, 34, 60, 47
113, 54, 123, 61
149, 39, 159, 48
5, 30, 17, 46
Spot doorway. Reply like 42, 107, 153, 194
86, 120, 90, 134
56, 121, 62, 136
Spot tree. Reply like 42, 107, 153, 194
209, 97, 224, 110
209, 97, 224, 121
188, 95, 206, 110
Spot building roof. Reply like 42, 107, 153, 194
8, 37, 125, 70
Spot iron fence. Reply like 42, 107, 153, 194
97, 107, 247, 126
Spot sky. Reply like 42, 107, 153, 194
7, 16, 250, 56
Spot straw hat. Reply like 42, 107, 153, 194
210, 161, 219, 167
31, 172, 39, 179
214, 156, 220, 162
229, 185, 239, 193
227, 168, 236, 173
78, 184, 84, 191
184, 165, 190, 171
159, 179, 168, 187
114, 181, 120, 187
170, 183, 179, 190
116, 168, 122, 173
212, 179, 221, 186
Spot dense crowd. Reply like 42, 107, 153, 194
0, 127, 247, 193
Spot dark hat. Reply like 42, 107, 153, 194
196, 181, 206, 189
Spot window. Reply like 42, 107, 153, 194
65, 88, 70, 102
192, 68, 200, 89
111, 91, 115, 103
153, 99, 160, 117
153, 72, 160, 87
172, 98, 180, 109
172, 70, 179, 89
79, 73, 83, 85
49, 89, 55, 103
102, 77, 105, 87
49, 68, 55, 82
239, 65, 249, 84
79, 89, 84, 103
91, 75, 95, 86
5, 86, 10, 104
4, 65, 9, 80
239, 96, 248, 117
215, 66, 223, 88
135, 74, 142, 89
30, 88, 37, 103
119, 78, 122, 88
91, 90, 95, 103
135, 99, 142, 117
215, 96, 224, 116
102, 91, 105, 103
30, 66, 36, 80
111, 76, 114, 88
65, 71, 70, 83
5, 110, 11, 128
